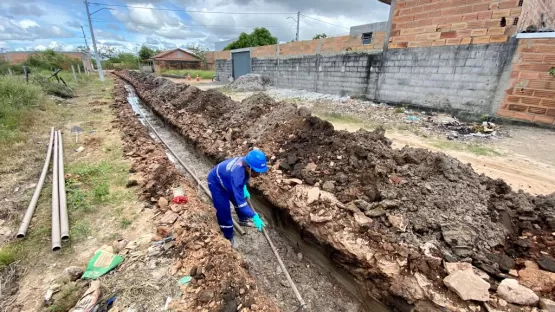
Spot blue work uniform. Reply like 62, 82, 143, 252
207, 157, 255, 240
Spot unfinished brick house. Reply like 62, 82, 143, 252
214, 0, 555, 126
151, 48, 201, 72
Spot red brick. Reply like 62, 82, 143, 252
541, 99, 555, 108
408, 21, 420, 28
538, 72, 555, 80
497, 108, 515, 118
399, 8, 413, 16
506, 95, 521, 103
528, 106, 547, 115
441, 7, 458, 16
513, 112, 536, 122
470, 29, 488, 36
527, 80, 549, 89
485, 20, 502, 27
467, 20, 486, 28
393, 15, 415, 23
451, 0, 466, 6
477, 11, 493, 20
521, 54, 545, 63
463, 13, 478, 21
535, 45, 555, 53
440, 31, 458, 39
521, 97, 542, 105
530, 64, 555, 72
437, 24, 451, 31
508, 104, 528, 111
461, 37, 472, 44
498, 0, 519, 9
547, 109, 555, 117
432, 39, 447, 46
472, 36, 490, 44
543, 55, 555, 63
473, 3, 491, 11
451, 22, 468, 30
423, 25, 438, 32
490, 35, 508, 43
514, 88, 534, 96
488, 27, 506, 35
432, 18, 447, 25
510, 71, 519, 78
535, 90, 555, 99
456, 5, 474, 14
389, 42, 409, 49
414, 12, 428, 20
533, 115, 555, 125
446, 38, 462, 45
509, 7, 522, 16
519, 72, 540, 79
418, 19, 434, 26
492, 9, 511, 18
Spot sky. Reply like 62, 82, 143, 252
0, 0, 390, 54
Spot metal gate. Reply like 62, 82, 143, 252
232, 51, 251, 79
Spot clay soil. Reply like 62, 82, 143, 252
115, 71, 555, 311
112, 80, 280, 312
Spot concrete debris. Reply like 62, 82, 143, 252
387, 214, 407, 232
282, 178, 303, 185
227, 74, 271, 92
306, 187, 320, 204
310, 213, 332, 223
353, 212, 372, 229
497, 278, 539, 306
159, 211, 178, 225
518, 267, 555, 292
444, 262, 472, 274
443, 270, 490, 302
64, 266, 84, 281
539, 298, 555, 312
537, 255, 555, 273
364, 207, 386, 218
322, 181, 335, 192
158, 197, 169, 210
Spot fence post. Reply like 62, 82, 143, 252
71, 65, 77, 83
8, 68, 12, 76
78, 64, 81, 74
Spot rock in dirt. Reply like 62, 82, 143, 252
444, 262, 473, 274
537, 255, 555, 273
306, 187, 320, 204
227, 74, 270, 92
158, 197, 169, 210
126, 179, 138, 188
518, 267, 555, 292
354, 212, 373, 228
443, 270, 490, 301
159, 211, 178, 224
387, 214, 407, 232
197, 290, 214, 303
365, 207, 386, 218
322, 181, 335, 192
282, 178, 303, 185
310, 213, 332, 223
539, 298, 555, 312
496, 278, 539, 306
63, 266, 84, 281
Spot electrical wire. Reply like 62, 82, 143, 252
300, 14, 350, 30
90, 18, 290, 29
88, 2, 295, 15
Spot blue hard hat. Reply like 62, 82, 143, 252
244, 150, 268, 173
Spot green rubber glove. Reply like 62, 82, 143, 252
243, 185, 250, 199
252, 214, 265, 232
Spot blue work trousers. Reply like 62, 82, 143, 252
207, 177, 251, 240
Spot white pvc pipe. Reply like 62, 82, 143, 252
58, 131, 69, 241
52, 131, 61, 251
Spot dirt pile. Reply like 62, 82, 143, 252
112, 78, 279, 312
115, 70, 555, 311
228, 74, 271, 92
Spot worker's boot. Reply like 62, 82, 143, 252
230, 238, 238, 249
239, 219, 256, 228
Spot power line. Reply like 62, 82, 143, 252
90, 18, 290, 29
300, 14, 350, 30
88, 2, 295, 15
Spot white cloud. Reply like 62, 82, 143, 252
19, 19, 40, 29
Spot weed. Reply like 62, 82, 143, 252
120, 218, 132, 229
319, 112, 363, 124
0, 248, 16, 268
66, 188, 93, 213
93, 181, 110, 202
161, 69, 215, 79
31, 75, 74, 98
394, 107, 405, 114
432, 140, 501, 156
71, 221, 91, 240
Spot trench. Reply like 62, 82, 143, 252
123, 83, 391, 312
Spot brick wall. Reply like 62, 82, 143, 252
390, 0, 522, 48
214, 33, 386, 60
517, 0, 555, 31
497, 38, 555, 125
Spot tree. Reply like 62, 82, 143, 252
186, 44, 209, 69
223, 28, 278, 50
313, 33, 327, 40
138, 45, 160, 60
98, 46, 119, 59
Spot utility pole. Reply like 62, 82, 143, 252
296, 11, 300, 41
84, 0, 104, 81
80, 25, 89, 51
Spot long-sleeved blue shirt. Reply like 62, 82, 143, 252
208, 157, 255, 218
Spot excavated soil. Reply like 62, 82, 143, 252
115, 71, 555, 311
112, 80, 280, 312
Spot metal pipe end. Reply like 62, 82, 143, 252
16, 233, 25, 239
52, 246, 61, 252
61, 235, 70, 241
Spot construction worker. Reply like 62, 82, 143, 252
207, 149, 267, 247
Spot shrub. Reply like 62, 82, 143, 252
0, 76, 43, 141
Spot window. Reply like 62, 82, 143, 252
362, 32, 373, 45
513, 17, 519, 25
518, 0, 523, 7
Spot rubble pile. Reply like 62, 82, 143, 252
227, 74, 271, 92
115, 71, 555, 311
112, 80, 279, 312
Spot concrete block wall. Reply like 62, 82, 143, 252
390, 0, 522, 48
215, 59, 232, 81
498, 38, 555, 125
376, 41, 517, 113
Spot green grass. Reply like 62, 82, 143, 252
0, 248, 16, 268
393, 107, 405, 113
432, 140, 502, 156
119, 218, 132, 229
161, 69, 215, 79
318, 112, 365, 124
71, 221, 92, 240
0, 76, 44, 144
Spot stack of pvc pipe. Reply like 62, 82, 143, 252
17, 128, 70, 251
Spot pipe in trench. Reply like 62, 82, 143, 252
17, 128, 55, 238
58, 130, 70, 241
124, 91, 307, 308
129, 98, 246, 235
52, 131, 61, 251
